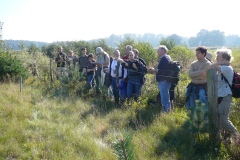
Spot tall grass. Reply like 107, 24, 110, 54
1, 48, 240, 159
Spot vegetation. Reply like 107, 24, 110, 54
4, 29, 240, 51
0, 39, 240, 159
0, 50, 27, 82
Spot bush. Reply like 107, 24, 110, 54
0, 51, 27, 82
168, 45, 195, 71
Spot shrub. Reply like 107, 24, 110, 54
0, 51, 27, 82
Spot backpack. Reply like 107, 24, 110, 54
166, 61, 181, 86
138, 60, 147, 85
222, 71, 240, 98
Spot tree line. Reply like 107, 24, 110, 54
4, 29, 240, 52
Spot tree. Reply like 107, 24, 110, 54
0, 50, 27, 81
188, 37, 199, 47
225, 35, 240, 47
117, 37, 136, 57
167, 34, 182, 45
168, 45, 194, 71
135, 41, 157, 66
27, 43, 39, 54
159, 38, 176, 50
196, 29, 225, 47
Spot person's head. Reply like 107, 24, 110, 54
58, 46, 63, 53
215, 48, 233, 63
81, 48, 87, 55
96, 47, 104, 55
69, 50, 74, 57
88, 53, 94, 61
133, 49, 139, 58
128, 51, 135, 60
114, 50, 120, 59
125, 45, 132, 56
157, 45, 168, 57
195, 46, 207, 60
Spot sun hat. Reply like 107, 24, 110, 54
206, 52, 212, 62
96, 47, 104, 54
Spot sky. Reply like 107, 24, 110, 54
0, 0, 240, 43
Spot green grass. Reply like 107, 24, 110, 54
1, 82, 239, 159
1, 48, 240, 159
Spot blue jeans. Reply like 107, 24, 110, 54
127, 78, 141, 101
111, 77, 119, 99
87, 75, 95, 88
186, 86, 208, 110
119, 79, 127, 101
158, 80, 171, 112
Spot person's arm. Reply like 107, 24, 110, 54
118, 59, 129, 67
209, 60, 230, 72
103, 54, 110, 67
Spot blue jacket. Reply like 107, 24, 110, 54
156, 55, 171, 82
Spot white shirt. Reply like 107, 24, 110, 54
218, 65, 233, 97
108, 59, 127, 78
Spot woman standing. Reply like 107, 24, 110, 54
209, 48, 239, 144
118, 51, 142, 101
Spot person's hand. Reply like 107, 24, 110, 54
133, 63, 137, 69
118, 58, 125, 63
201, 70, 206, 77
148, 67, 154, 71
104, 68, 109, 73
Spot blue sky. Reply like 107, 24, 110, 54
0, 0, 240, 42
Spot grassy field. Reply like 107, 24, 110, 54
0, 48, 240, 159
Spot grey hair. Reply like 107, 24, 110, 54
126, 45, 133, 51
158, 45, 168, 53
114, 49, 120, 54
215, 48, 234, 62
133, 49, 139, 54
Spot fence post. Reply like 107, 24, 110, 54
207, 68, 219, 144
50, 58, 53, 82
20, 76, 22, 93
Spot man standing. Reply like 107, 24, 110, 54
55, 46, 67, 78
79, 48, 88, 74
186, 46, 211, 110
67, 50, 78, 70
133, 49, 146, 66
155, 45, 171, 112
122, 45, 132, 61
95, 47, 110, 94
109, 50, 127, 103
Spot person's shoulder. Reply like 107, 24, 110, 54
221, 65, 233, 71
103, 52, 110, 57
190, 60, 198, 65
204, 58, 211, 65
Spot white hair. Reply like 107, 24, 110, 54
158, 45, 168, 53
215, 48, 234, 62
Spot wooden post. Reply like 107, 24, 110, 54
114, 61, 120, 104
207, 68, 219, 144
20, 76, 22, 93
50, 58, 53, 82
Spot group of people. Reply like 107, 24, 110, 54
55, 45, 239, 143
55, 45, 147, 103
185, 46, 239, 144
